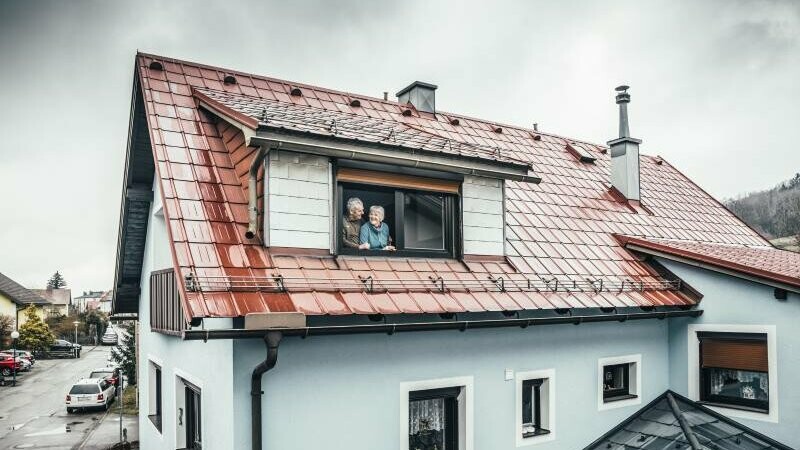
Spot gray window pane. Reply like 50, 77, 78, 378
404, 193, 444, 250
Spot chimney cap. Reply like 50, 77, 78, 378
615, 85, 631, 104
396, 81, 438, 98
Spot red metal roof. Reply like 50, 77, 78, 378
131, 52, 772, 319
617, 235, 800, 290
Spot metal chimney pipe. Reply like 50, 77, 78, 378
615, 85, 631, 138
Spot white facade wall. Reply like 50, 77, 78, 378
266, 150, 332, 250
137, 178, 236, 450
462, 175, 505, 255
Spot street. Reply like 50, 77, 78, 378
0, 346, 133, 450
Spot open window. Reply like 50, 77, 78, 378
336, 165, 460, 258
598, 355, 641, 411
698, 332, 769, 413
516, 369, 555, 446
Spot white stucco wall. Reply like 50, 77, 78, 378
266, 150, 332, 249
663, 257, 800, 448
462, 175, 504, 256
230, 319, 671, 450
137, 178, 237, 450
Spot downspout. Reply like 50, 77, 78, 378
245, 145, 271, 239
251, 331, 282, 450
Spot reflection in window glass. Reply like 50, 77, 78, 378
404, 192, 444, 250
707, 368, 768, 402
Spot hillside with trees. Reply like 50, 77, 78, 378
725, 173, 800, 243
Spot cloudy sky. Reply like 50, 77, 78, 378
1, 0, 798, 296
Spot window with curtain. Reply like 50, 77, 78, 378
698, 332, 769, 412
408, 387, 460, 450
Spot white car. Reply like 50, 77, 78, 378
66, 378, 115, 413
101, 329, 118, 346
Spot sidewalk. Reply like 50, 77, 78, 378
78, 412, 138, 450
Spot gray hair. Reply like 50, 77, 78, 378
346, 197, 363, 212
369, 205, 385, 221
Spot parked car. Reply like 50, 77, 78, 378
0, 355, 23, 377
16, 350, 35, 366
101, 329, 118, 346
66, 378, 115, 413
89, 367, 121, 393
51, 340, 81, 358
0, 353, 31, 372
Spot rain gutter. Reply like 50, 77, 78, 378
183, 308, 703, 341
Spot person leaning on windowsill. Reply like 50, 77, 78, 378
342, 197, 365, 248
359, 205, 396, 251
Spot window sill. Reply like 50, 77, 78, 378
603, 393, 638, 403
697, 400, 769, 414
522, 428, 550, 438
338, 248, 454, 259
148, 414, 162, 433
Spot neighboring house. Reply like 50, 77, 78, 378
31, 288, 72, 317
0, 271, 52, 328
74, 290, 106, 314
97, 290, 113, 314
113, 53, 799, 450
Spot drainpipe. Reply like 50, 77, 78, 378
251, 331, 282, 450
245, 146, 271, 239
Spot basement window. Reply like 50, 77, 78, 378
336, 166, 460, 258
698, 332, 769, 413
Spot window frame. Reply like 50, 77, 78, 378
515, 368, 555, 447
400, 376, 473, 450
687, 324, 778, 423
597, 354, 641, 411
334, 164, 462, 258
148, 359, 163, 433
697, 331, 769, 413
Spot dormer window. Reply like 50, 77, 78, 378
336, 164, 460, 258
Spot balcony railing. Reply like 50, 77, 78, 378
150, 268, 184, 336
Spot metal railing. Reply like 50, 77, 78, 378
183, 273, 681, 295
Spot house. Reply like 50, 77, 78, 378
74, 290, 106, 314
97, 290, 113, 314
31, 288, 72, 317
112, 53, 799, 450
0, 271, 52, 328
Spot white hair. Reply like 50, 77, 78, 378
369, 205, 385, 221
346, 197, 363, 211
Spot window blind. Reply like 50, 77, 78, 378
337, 167, 461, 194
700, 335, 768, 373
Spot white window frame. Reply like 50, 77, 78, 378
400, 375, 473, 450
597, 354, 642, 411
174, 368, 204, 450
687, 324, 778, 423
515, 368, 556, 447
146, 355, 164, 438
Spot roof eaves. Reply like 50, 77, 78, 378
616, 235, 800, 293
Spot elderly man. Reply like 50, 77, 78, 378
342, 197, 364, 248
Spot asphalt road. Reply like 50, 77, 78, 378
0, 345, 118, 449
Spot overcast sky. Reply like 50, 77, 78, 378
1, 0, 798, 297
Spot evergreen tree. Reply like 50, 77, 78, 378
111, 322, 137, 385
46, 271, 67, 289
18, 306, 55, 353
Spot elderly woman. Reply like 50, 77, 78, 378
341, 197, 364, 248
359, 205, 396, 251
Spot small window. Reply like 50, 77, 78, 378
337, 167, 460, 258
521, 379, 550, 437
184, 383, 202, 450
602, 363, 633, 401
698, 332, 769, 413
148, 362, 163, 432
408, 387, 461, 450
516, 369, 555, 446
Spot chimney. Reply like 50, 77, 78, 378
396, 81, 437, 114
607, 85, 642, 201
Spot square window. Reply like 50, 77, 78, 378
337, 166, 460, 258
698, 332, 769, 413
516, 369, 555, 446
597, 355, 641, 411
